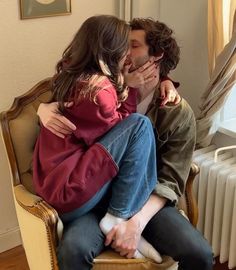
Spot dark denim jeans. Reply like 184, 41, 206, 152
57, 205, 213, 270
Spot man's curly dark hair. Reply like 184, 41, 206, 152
129, 18, 180, 78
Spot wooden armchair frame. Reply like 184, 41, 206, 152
0, 78, 199, 270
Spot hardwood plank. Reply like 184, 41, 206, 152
0, 246, 29, 270
0, 245, 236, 270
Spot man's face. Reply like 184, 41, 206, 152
129, 30, 150, 70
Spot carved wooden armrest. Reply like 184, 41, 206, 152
185, 163, 200, 226
14, 184, 61, 269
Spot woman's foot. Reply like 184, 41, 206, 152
99, 213, 162, 263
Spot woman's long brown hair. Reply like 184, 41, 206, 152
51, 15, 130, 111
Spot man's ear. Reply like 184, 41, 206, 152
154, 52, 164, 62
149, 53, 164, 64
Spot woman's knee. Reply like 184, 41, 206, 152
128, 113, 153, 133
129, 113, 151, 124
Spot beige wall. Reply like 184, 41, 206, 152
158, 0, 209, 114
132, 0, 160, 20
0, 0, 210, 252
0, 0, 119, 252
132, 0, 209, 114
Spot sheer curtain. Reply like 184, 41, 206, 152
208, 0, 236, 75
196, 5, 236, 148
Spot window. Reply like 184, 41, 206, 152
219, 83, 236, 138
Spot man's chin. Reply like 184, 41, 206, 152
129, 63, 142, 72
129, 59, 149, 72
129, 65, 136, 72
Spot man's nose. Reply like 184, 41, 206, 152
124, 53, 132, 65
126, 48, 131, 57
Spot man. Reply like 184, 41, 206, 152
37, 18, 213, 270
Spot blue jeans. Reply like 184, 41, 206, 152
60, 113, 157, 223
57, 205, 213, 270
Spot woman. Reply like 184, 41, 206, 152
33, 14, 162, 268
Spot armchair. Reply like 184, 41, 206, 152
0, 78, 199, 270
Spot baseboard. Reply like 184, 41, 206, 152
0, 227, 22, 253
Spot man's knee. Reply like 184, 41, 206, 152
58, 237, 95, 269
194, 243, 213, 269
180, 238, 214, 270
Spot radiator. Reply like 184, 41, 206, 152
193, 145, 236, 269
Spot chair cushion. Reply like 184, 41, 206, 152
93, 249, 177, 270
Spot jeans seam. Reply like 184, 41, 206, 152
95, 143, 119, 171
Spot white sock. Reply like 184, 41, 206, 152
138, 236, 162, 263
99, 213, 124, 234
99, 213, 162, 263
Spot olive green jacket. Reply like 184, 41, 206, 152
146, 90, 196, 204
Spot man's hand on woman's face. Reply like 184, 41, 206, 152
123, 60, 157, 89
37, 102, 76, 138
123, 60, 181, 106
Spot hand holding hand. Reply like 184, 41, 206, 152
105, 218, 142, 259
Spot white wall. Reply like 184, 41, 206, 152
0, 0, 119, 253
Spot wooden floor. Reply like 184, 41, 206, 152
0, 245, 235, 270
0, 246, 29, 270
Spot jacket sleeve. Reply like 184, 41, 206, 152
65, 81, 137, 146
149, 98, 196, 204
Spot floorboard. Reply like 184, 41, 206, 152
0, 246, 29, 270
0, 245, 235, 270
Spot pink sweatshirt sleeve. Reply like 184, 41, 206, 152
65, 80, 137, 146
117, 87, 137, 116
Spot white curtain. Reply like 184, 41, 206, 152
196, 2, 236, 148
196, 22, 236, 148
208, 0, 236, 75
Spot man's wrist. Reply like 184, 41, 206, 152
130, 211, 147, 232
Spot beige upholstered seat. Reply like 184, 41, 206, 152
0, 78, 199, 270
